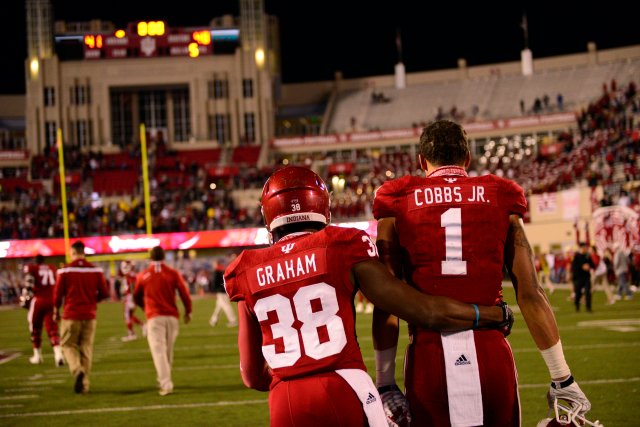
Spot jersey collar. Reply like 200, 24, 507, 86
277, 231, 314, 243
427, 166, 468, 178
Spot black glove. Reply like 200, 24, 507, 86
496, 300, 514, 337
377, 384, 411, 427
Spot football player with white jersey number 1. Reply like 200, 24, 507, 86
224, 166, 514, 427
372, 120, 599, 426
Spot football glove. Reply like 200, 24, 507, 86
19, 287, 33, 310
377, 384, 411, 427
497, 300, 514, 337
547, 376, 592, 419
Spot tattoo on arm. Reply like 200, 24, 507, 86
512, 220, 533, 258
507, 216, 545, 295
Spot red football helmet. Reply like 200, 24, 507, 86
261, 166, 331, 232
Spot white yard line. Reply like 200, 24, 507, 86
0, 395, 38, 401
519, 377, 640, 388
0, 399, 269, 418
18, 380, 64, 385
0, 353, 21, 365
511, 341, 640, 353
4, 387, 51, 392
3, 376, 640, 418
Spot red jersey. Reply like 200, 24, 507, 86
23, 263, 57, 301
134, 262, 192, 320
373, 167, 527, 305
224, 226, 378, 381
54, 259, 110, 320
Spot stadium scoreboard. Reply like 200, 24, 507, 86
55, 21, 240, 60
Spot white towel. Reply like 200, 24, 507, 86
336, 368, 388, 427
441, 330, 483, 426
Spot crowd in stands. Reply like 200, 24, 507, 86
1, 143, 264, 240
521, 93, 564, 115
371, 91, 391, 104
0, 80, 638, 240
467, 80, 638, 198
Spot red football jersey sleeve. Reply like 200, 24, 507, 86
224, 226, 378, 381
373, 177, 410, 219
374, 173, 527, 305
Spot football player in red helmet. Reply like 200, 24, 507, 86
224, 165, 513, 427
260, 165, 331, 243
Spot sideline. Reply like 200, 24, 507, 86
0, 399, 269, 418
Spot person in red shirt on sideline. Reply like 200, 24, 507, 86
53, 241, 110, 394
23, 254, 65, 366
224, 166, 512, 427
372, 120, 593, 426
119, 260, 145, 341
134, 246, 192, 396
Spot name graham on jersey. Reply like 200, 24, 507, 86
414, 185, 486, 206
257, 253, 317, 286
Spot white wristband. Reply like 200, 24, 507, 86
540, 340, 571, 379
374, 346, 397, 387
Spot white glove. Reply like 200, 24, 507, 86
378, 384, 411, 427
547, 375, 591, 417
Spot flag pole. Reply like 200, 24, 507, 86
521, 13, 529, 50
139, 124, 153, 236
395, 28, 403, 63
56, 128, 71, 263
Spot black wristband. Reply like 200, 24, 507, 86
551, 375, 574, 389
497, 301, 508, 326
377, 384, 401, 394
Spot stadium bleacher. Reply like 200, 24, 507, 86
327, 58, 640, 133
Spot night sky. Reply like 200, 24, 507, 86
1, 1, 639, 94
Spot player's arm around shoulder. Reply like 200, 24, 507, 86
353, 259, 504, 331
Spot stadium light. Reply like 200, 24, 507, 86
255, 48, 265, 69
29, 58, 39, 79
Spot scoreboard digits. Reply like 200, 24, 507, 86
56, 20, 239, 60
137, 21, 165, 37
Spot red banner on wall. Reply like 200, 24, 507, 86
0, 150, 29, 161
0, 221, 378, 259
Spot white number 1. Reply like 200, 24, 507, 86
441, 208, 467, 275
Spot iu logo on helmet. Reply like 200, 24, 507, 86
281, 243, 295, 254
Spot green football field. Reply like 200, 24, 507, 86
0, 286, 638, 426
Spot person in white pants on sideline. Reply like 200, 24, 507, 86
209, 255, 237, 327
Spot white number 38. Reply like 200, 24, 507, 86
254, 283, 347, 368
